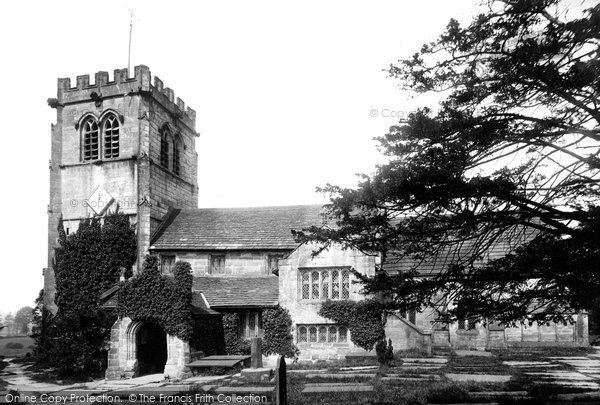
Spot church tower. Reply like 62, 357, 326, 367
45, 66, 199, 313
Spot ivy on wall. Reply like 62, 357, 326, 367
54, 212, 136, 313
36, 209, 137, 377
319, 299, 386, 351
222, 313, 251, 355
262, 306, 299, 358
190, 316, 226, 356
117, 256, 194, 340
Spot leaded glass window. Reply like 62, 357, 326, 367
301, 272, 310, 299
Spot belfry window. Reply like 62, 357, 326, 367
80, 113, 120, 161
160, 126, 171, 168
103, 114, 120, 158
82, 119, 99, 161
173, 138, 181, 176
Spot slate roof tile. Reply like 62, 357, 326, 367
193, 276, 279, 308
151, 205, 324, 250
383, 228, 539, 276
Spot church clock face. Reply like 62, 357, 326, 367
87, 186, 114, 215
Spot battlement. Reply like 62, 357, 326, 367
56, 65, 196, 129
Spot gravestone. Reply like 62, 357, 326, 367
251, 337, 263, 368
275, 355, 287, 405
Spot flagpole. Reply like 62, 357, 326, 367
128, 9, 134, 73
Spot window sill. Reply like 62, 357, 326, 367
60, 156, 134, 168
299, 298, 350, 303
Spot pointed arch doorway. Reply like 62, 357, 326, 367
136, 322, 167, 375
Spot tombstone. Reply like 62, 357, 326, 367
275, 355, 287, 405
251, 337, 263, 368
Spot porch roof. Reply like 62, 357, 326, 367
193, 276, 279, 308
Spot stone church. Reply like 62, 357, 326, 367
44, 66, 589, 379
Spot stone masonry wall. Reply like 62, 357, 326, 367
156, 250, 289, 277
279, 243, 376, 360
46, 65, 199, 312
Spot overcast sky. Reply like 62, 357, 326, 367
0, 0, 480, 316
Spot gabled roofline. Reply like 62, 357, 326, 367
150, 207, 181, 245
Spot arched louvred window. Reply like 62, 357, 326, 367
160, 126, 171, 168
173, 137, 181, 176
82, 119, 99, 161
103, 114, 119, 158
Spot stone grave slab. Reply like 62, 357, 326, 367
339, 366, 379, 371
305, 382, 372, 387
445, 373, 511, 383
214, 386, 274, 394
555, 391, 600, 401
547, 356, 589, 360
502, 361, 552, 367
184, 375, 230, 384
381, 375, 441, 382
400, 357, 448, 363
454, 350, 493, 357
188, 355, 251, 369
535, 380, 600, 389
524, 371, 593, 381
306, 373, 375, 379
302, 383, 373, 393
399, 364, 444, 370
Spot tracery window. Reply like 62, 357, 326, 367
297, 324, 348, 344
300, 268, 351, 300
173, 138, 181, 176
160, 126, 171, 168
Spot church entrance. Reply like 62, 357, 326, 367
136, 323, 167, 376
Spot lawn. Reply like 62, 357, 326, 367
0, 336, 35, 358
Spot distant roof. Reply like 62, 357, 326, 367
383, 228, 539, 276
193, 276, 279, 308
151, 205, 324, 250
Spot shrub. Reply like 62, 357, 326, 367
375, 338, 394, 366
190, 316, 226, 356
262, 306, 299, 358
35, 210, 136, 377
319, 299, 385, 350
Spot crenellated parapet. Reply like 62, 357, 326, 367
56, 65, 196, 130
